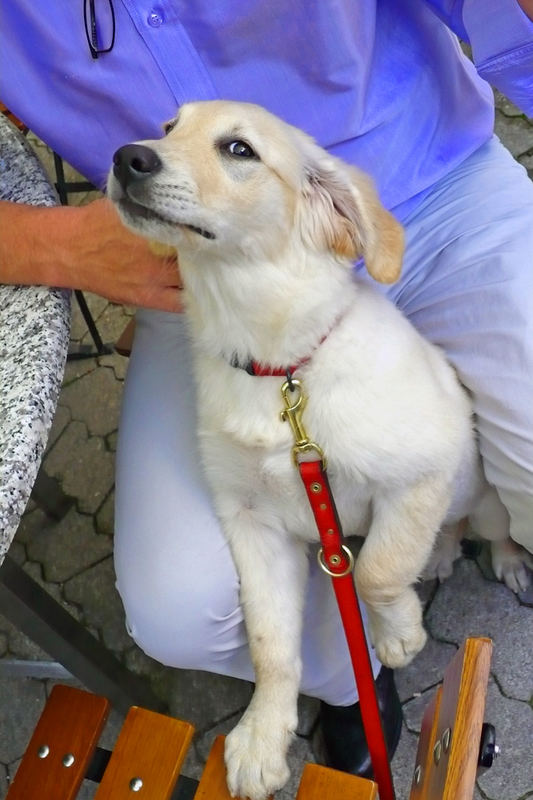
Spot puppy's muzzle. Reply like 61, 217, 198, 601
112, 144, 162, 192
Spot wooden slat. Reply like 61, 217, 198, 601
296, 763, 378, 800
409, 637, 492, 800
7, 684, 110, 800
193, 736, 234, 800
438, 638, 492, 800
94, 706, 194, 799
409, 687, 443, 799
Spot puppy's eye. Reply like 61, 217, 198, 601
224, 140, 258, 159
163, 119, 177, 135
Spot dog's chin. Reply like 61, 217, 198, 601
116, 196, 216, 242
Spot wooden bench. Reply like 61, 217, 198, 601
6, 637, 493, 800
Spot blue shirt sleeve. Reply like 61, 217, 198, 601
425, 0, 533, 115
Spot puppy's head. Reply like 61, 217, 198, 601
108, 100, 403, 282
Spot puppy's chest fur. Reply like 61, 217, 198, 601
193, 296, 476, 542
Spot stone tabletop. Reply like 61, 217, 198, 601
0, 115, 70, 561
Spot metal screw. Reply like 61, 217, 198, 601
433, 740, 442, 765
310, 482, 322, 493
442, 727, 451, 753
37, 745, 50, 759
413, 765, 422, 785
327, 528, 334, 535
320, 503, 328, 510
329, 554, 341, 566
62, 753, 75, 767
130, 777, 144, 792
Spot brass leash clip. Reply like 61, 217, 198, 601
280, 379, 327, 468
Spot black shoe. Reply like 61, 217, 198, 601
318, 667, 402, 778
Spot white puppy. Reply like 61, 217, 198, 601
108, 100, 530, 800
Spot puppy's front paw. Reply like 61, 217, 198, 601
373, 623, 427, 669
367, 588, 427, 668
225, 711, 293, 800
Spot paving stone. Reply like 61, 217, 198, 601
278, 735, 316, 800
494, 90, 529, 118
391, 723, 420, 799
45, 402, 72, 449
98, 352, 129, 381
123, 645, 176, 704
62, 360, 97, 388
7, 758, 22, 791
44, 420, 115, 513
395, 636, 457, 703
81, 304, 131, 349
426, 559, 533, 702
402, 685, 438, 734
59, 368, 122, 437
7, 540, 26, 566
168, 669, 253, 732
477, 679, 533, 800
0, 678, 46, 763
106, 430, 118, 453
15, 506, 55, 545
95, 490, 115, 535
25, 507, 112, 582
71, 294, 109, 341
21, 560, 82, 620
0, 764, 7, 798
518, 151, 533, 180
196, 709, 242, 762
0, 610, 51, 661
494, 111, 533, 158
64, 557, 133, 652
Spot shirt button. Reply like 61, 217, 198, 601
148, 10, 164, 27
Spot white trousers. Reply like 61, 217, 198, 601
114, 136, 533, 706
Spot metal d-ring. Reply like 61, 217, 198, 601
317, 544, 355, 577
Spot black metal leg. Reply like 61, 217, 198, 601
0, 555, 166, 714
72, 289, 112, 357
52, 151, 113, 360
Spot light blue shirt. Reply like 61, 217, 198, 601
1, 0, 532, 217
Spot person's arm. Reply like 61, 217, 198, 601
0, 197, 183, 311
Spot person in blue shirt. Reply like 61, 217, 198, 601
1, 0, 532, 777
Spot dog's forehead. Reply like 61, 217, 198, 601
171, 100, 306, 185
178, 100, 282, 135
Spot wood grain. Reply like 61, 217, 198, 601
94, 706, 194, 799
6, 684, 109, 800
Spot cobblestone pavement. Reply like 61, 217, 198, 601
1, 92, 532, 800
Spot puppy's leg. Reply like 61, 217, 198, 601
470, 485, 532, 593
423, 520, 466, 582
222, 512, 308, 800
354, 474, 451, 669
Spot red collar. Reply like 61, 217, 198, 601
231, 317, 344, 379
241, 356, 311, 379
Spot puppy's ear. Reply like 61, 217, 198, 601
298, 151, 404, 284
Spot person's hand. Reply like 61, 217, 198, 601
66, 197, 183, 311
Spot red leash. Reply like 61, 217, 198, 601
281, 379, 396, 800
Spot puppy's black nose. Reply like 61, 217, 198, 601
112, 144, 162, 191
